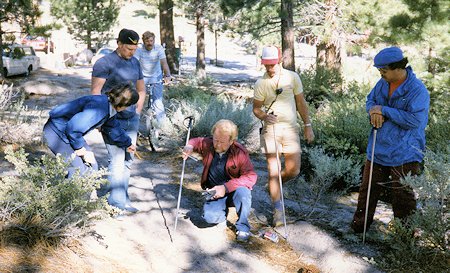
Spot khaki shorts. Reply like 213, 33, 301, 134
260, 124, 301, 154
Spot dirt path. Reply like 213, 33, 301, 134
0, 61, 387, 272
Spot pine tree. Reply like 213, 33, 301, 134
50, 0, 119, 50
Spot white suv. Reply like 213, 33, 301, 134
2, 44, 40, 77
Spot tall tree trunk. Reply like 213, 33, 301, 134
87, 28, 92, 50
281, 0, 295, 71
316, 0, 342, 72
159, 0, 178, 74
0, 25, 4, 79
427, 46, 435, 74
195, 2, 206, 79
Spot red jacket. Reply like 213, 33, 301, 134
188, 137, 257, 192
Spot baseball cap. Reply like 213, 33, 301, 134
261, 46, 281, 65
374, 47, 404, 68
117, 28, 139, 45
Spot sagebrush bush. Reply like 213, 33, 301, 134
163, 87, 257, 148
312, 93, 370, 161
0, 83, 44, 144
0, 146, 110, 241
378, 150, 449, 273
307, 146, 361, 191
285, 147, 361, 217
190, 95, 257, 141
0, 82, 17, 110
299, 66, 343, 108
165, 84, 211, 104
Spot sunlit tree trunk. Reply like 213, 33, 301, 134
159, 0, 178, 73
316, 0, 342, 72
0, 24, 4, 78
195, 1, 206, 79
281, 0, 295, 71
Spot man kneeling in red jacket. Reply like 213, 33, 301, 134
183, 119, 257, 242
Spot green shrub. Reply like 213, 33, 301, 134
0, 146, 110, 241
426, 117, 450, 153
165, 83, 211, 105
308, 146, 361, 191
0, 83, 44, 144
163, 89, 257, 148
299, 66, 343, 108
286, 147, 361, 217
312, 90, 370, 161
378, 150, 449, 273
190, 94, 257, 141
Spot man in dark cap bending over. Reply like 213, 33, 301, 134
92, 28, 146, 213
351, 47, 429, 233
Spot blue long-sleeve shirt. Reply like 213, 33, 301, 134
47, 95, 131, 150
366, 66, 429, 166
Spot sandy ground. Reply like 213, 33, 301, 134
0, 52, 387, 272
0, 1, 389, 272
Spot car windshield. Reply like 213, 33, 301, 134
25, 36, 45, 41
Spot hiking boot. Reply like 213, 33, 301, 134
273, 209, 284, 227
236, 230, 251, 242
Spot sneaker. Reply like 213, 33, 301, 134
236, 230, 251, 242
273, 209, 284, 227
123, 205, 139, 213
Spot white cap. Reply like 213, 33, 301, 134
261, 46, 280, 65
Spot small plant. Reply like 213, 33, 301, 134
163, 89, 257, 148
0, 146, 110, 245
286, 146, 361, 218
0, 82, 18, 110
378, 150, 449, 272
312, 92, 370, 161
299, 66, 343, 108
0, 83, 44, 144
191, 94, 257, 143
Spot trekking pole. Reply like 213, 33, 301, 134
363, 128, 377, 244
273, 123, 288, 239
174, 116, 194, 234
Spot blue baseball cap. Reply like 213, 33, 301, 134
374, 47, 404, 68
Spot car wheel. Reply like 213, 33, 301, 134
3, 68, 7, 77
26, 65, 32, 76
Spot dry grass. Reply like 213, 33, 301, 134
0, 218, 130, 273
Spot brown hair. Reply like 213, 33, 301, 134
106, 82, 139, 108
142, 31, 155, 40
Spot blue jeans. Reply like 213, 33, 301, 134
203, 187, 252, 233
43, 121, 98, 177
97, 114, 139, 209
144, 77, 166, 126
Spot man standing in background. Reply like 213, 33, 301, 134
253, 45, 315, 227
135, 31, 172, 131
91, 28, 146, 213
351, 47, 430, 233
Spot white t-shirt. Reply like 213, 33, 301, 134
135, 44, 166, 83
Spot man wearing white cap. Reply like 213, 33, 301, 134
253, 45, 314, 226
351, 46, 430, 233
